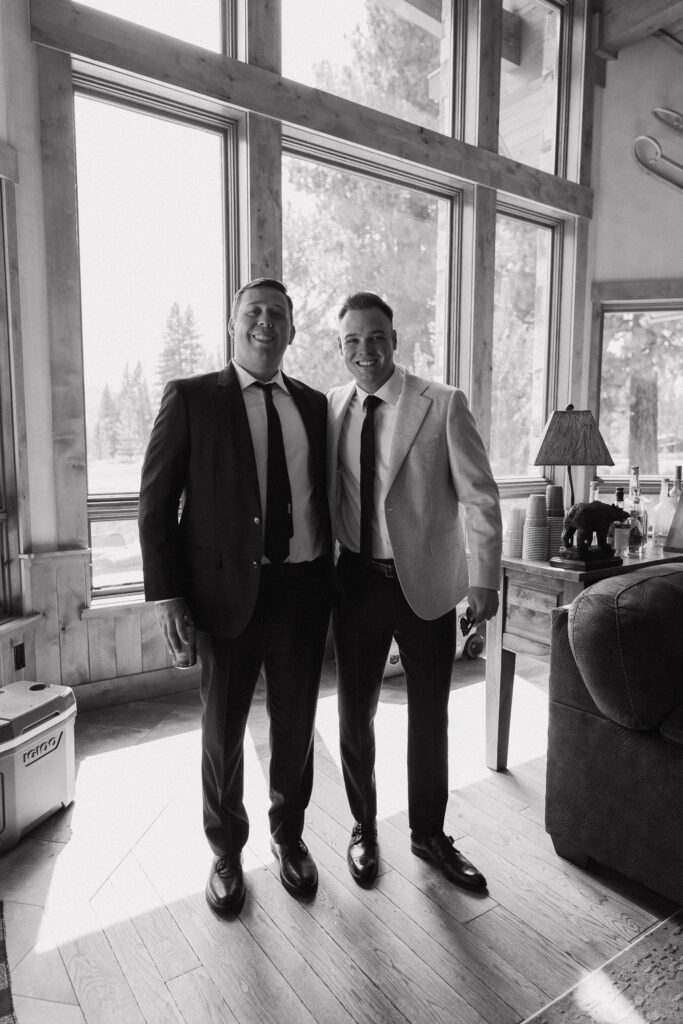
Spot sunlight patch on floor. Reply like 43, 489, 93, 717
314, 674, 549, 819
569, 969, 649, 1023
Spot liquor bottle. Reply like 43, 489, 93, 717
626, 466, 648, 555
652, 477, 674, 549
670, 465, 683, 511
588, 477, 600, 503
607, 486, 625, 550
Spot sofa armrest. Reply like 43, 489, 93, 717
549, 606, 602, 716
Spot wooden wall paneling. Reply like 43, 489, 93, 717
0, 638, 13, 685
30, 0, 593, 218
55, 553, 90, 686
21, 557, 62, 684
114, 613, 143, 677
140, 603, 169, 673
22, 626, 37, 680
86, 614, 118, 681
36, 45, 88, 549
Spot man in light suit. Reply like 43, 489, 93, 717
139, 279, 333, 916
328, 291, 502, 890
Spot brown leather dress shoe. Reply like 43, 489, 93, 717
206, 854, 245, 915
347, 821, 379, 885
271, 838, 318, 895
411, 832, 487, 891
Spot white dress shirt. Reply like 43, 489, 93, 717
337, 366, 404, 559
234, 362, 324, 564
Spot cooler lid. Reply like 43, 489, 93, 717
0, 681, 76, 742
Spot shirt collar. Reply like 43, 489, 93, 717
354, 364, 404, 408
233, 361, 289, 394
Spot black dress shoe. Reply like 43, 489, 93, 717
206, 854, 245, 915
411, 833, 487, 891
347, 821, 378, 885
271, 838, 318, 895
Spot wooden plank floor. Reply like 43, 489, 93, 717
1, 654, 676, 1024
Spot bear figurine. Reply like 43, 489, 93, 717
560, 500, 629, 559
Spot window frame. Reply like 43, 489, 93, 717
592, 279, 683, 497
31, 0, 594, 601
71, 76, 240, 598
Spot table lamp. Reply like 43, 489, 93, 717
533, 404, 614, 508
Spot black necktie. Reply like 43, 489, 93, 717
360, 395, 381, 562
254, 382, 293, 564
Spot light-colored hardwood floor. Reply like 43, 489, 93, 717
2, 654, 676, 1024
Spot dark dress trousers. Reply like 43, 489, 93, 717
139, 362, 333, 855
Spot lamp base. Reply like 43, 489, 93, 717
549, 553, 623, 571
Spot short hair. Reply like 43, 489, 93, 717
231, 278, 294, 320
338, 291, 394, 323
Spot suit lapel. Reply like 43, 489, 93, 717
387, 373, 431, 489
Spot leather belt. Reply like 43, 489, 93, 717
341, 549, 398, 578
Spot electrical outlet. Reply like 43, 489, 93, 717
13, 642, 25, 671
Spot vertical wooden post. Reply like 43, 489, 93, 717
244, 0, 282, 281
37, 46, 88, 550
456, 0, 502, 449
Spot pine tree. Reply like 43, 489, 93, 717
155, 302, 203, 398
95, 383, 120, 458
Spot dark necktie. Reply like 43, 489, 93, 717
360, 394, 382, 562
254, 382, 293, 564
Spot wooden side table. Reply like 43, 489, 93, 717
485, 548, 683, 771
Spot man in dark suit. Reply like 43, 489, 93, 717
139, 278, 332, 915
328, 292, 502, 891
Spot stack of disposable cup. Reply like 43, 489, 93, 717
503, 507, 526, 558
522, 493, 549, 560
546, 485, 565, 558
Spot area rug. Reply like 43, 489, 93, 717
525, 909, 683, 1024
0, 902, 18, 1024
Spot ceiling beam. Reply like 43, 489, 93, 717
30, 0, 592, 218
600, 0, 683, 54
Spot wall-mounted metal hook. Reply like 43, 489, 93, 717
633, 135, 683, 192
653, 107, 683, 134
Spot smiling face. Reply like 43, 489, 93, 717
338, 306, 397, 393
229, 284, 295, 381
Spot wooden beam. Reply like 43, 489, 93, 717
30, 0, 593, 219
601, 0, 683, 53
0, 141, 19, 184
245, 0, 282, 281
37, 46, 89, 550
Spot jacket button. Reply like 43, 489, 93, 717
254, 516, 261, 525
252, 561, 259, 569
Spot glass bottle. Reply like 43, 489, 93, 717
607, 486, 625, 549
626, 466, 648, 556
670, 465, 682, 511
652, 477, 674, 549
588, 477, 600, 503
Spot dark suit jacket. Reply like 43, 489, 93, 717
138, 362, 332, 637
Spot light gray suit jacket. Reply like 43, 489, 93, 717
327, 371, 502, 620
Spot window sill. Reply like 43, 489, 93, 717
0, 613, 42, 639
82, 593, 152, 620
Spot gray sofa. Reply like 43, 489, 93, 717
545, 562, 683, 905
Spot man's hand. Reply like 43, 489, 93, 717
466, 586, 499, 625
155, 598, 196, 657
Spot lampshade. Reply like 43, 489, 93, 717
534, 405, 613, 468
533, 404, 613, 508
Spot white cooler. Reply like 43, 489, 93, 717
0, 680, 76, 853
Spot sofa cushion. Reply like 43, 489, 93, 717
568, 564, 683, 731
